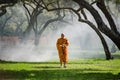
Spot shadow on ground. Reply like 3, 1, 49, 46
0, 69, 120, 80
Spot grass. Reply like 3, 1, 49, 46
0, 59, 120, 80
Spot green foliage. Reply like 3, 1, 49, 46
0, 58, 120, 80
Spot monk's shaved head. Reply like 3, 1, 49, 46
61, 33, 65, 38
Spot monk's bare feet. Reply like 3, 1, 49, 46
64, 66, 67, 68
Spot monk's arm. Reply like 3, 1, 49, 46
56, 39, 60, 48
65, 39, 69, 46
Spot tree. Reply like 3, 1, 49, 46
96, 0, 120, 47
0, 13, 12, 36
22, 0, 66, 46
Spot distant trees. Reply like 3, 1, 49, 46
22, 0, 66, 45
0, 4, 27, 37
0, 13, 12, 36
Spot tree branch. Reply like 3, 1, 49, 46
23, 2, 31, 17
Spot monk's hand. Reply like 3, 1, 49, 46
60, 45, 63, 47
62, 44, 66, 47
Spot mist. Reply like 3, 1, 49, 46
0, 21, 107, 62
0, 2, 118, 62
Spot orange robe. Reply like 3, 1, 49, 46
56, 37, 69, 63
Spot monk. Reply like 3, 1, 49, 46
56, 33, 69, 68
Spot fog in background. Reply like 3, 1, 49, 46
0, 2, 119, 62
0, 21, 113, 62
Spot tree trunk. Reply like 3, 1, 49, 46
23, 15, 36, 40
73, 0, 120, 49
79, 19, 112, 60
96, 0, 119, 34
34, 33, 40, 46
